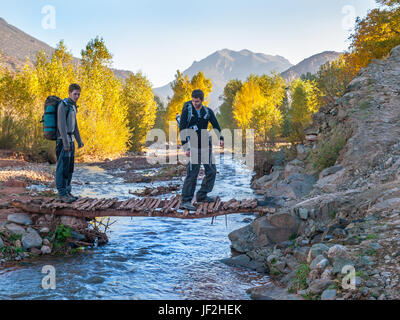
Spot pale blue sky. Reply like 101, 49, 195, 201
0, 0, 378, 87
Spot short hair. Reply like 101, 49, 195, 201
192, 90, 204, 102
69, 83, 81, 93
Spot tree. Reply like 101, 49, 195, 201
287, 79, 321, 143
165, 71, 212, 128
217, 80, 243, 130
123, 72, 157, 151
345, 0, 400, 76
77, 37, 130, 159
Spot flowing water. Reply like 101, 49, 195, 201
0, 156, 270, 300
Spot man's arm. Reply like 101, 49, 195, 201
74, 118, 84, 148
209, 109, 224, 142
57, 102, 70, 151
179, 103, 190, 151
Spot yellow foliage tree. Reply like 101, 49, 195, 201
77, 37, 130, 159
123, 72, 158, 151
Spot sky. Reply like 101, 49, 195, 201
0, 0, 379, 87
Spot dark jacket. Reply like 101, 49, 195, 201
179, 101, 223, 151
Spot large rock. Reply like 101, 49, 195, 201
5, 223, 26, 236
308, 279, 334, 295
7, 213, 32, 226
314, 169, 346, 193
221, 255, 267, 273
228, 225, 258, 253
251, 168, 283, 191
21, 228, 42, 249
247, 283, 303, 300
270, 174, 316, 200
252, 212, 301, 244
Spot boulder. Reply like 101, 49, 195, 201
321, 289, 337, 300
21, 228, 42, 249
252, 212, 300, 244
228, 225, 259, 253
307, 243, 330, 263
247, 283, 303, 300
7, 213, 32, 226
5, 223, 26, 236
270, 174, 316, 200
308, 279, 334, 295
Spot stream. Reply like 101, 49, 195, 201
0, 156, 271, 300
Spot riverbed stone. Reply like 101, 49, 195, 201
7, 213, 32, 226
21, 228, 42, 249
308, 279, 334, 295
41, 246, 52, 255
321, 289, 337, 300
5, 223, 26, 236
307, 243, 330, 263
247, 283, 303, 300
310, 255, 325, 270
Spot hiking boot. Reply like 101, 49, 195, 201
58, 195, 76, 204
68, 192, 79, 201
179, 202, 196, 211
196, 196, 216, 203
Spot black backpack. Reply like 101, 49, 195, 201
41, 96, 71, 141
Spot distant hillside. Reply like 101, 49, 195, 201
154, 49, 293, 111
0, 17, 132, 80
280, 51, 342, 82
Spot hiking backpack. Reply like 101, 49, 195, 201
41, 96, 71, 141
176, 101, 210, 126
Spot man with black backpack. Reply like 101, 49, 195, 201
55, 84, 84, 203
178, 90, 224, 211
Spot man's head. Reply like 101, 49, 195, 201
191, 90, 204, 109
69, 84, 81, 103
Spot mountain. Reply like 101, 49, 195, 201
280, 51, 342, 81
153, 49, 293, 110
0, 17, 132, 80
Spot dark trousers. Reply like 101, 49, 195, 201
182, 148, 217, 203
55, 139, 75, 196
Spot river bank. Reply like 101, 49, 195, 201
0, 148, 279, 300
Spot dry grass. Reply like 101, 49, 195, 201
0, 165, 54, 185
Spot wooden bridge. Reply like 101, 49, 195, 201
11, 195, 276, 220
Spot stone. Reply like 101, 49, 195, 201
332, 257, 356, 274
308, 279, 334, 295
21, 228, 42, 249
321, 289, 337, 300
0, 237, 3, 248
228, 225, 259, 253
247, 283, 303, 300
321, 267, 333, 280
39, 227, 50, 234
298, 208, 309, 220
30, 247, 42, 255
15, 240, 22, 248
319, 165, 344, 179
328, 245, 349, 259
42, 238, 50, 246
7, 213, 32, 226
5, 223, 26, 236
293, 247, 309, 263
41, 246, 52, 255
307, 243, 330, 263
310, 255, 325, 270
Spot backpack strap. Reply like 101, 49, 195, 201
187, 102, 193, 124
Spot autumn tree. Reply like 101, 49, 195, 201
217, 79, 243, 130
77, 37, 130, 159
287, 79, 321, 143
123, 72, 157, 151
345, 0, 400, 76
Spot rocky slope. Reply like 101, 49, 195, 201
226, 45, 400, 300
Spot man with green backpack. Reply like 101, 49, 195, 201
43, 84, 84, 203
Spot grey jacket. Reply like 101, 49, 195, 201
57, 98, 83, 149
